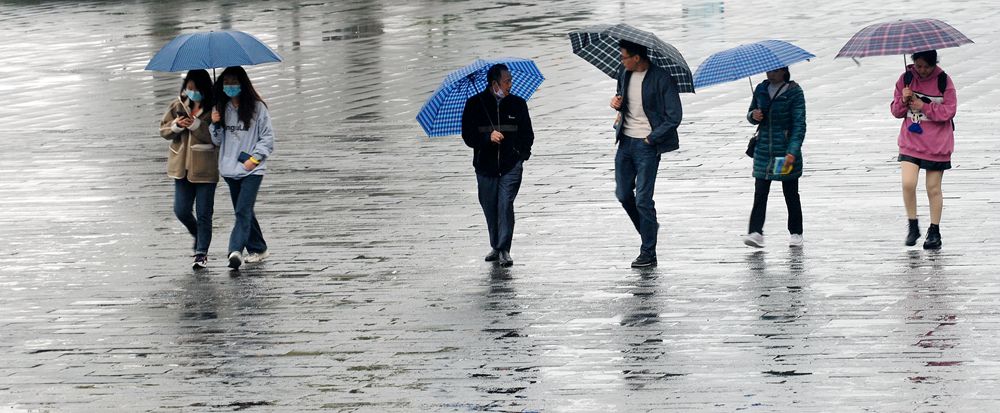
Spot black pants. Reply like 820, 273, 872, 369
476, 161, 523, 253
748, 178, 802, 235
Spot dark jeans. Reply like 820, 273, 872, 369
224, 174, 267, 255
174, 178, 216, 255
615, 137, 661, 257
476, 160, 523, 253
748, 178, 802, 235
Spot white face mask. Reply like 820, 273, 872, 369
492, 84, 506, 99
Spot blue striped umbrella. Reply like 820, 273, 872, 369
693, 40, 814, 90
416, 58, 544, 138
145, 30, 282, 72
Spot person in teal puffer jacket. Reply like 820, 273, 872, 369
742, 66, 806, 248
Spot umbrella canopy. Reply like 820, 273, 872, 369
836, 18, 972, 59
694, 40, 815, 90
145, 30, 282, 72
416, 58, 544, 138
569, 23, 694, 93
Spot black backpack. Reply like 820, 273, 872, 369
903, 70, 948, 96
904, 70, 954, 130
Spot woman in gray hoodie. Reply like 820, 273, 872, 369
210, 66, 274, 270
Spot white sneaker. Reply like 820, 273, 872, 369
743, 232, 765, 248
228, 251, 243, 269
244, 250, 270, 263
789, 234, 804, 247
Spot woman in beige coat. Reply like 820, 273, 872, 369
159, 69, 218, 269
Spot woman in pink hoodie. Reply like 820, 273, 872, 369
890, 50, 957, 250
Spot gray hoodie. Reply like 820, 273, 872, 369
210, 101, 274, 179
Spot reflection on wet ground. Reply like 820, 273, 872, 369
2, 0, 1000, 410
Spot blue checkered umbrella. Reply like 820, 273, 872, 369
693, 40, 814, 90
416, 58, 544, 138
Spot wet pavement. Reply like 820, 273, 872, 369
2, 0, 1000, 411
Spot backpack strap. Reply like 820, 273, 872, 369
903, 70, 948, 94
936, 71, 956, 131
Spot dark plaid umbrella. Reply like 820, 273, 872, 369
569, 23, 694, 93
836, 18, 973, 59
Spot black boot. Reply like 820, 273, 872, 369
923, 224, 942, 250
905, 219, 921, 246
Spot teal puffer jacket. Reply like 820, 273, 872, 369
746, 80, 806, 181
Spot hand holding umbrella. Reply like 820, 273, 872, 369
490, 130, 504, 144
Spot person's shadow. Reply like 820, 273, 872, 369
745, 249, 813, 377
469, 265, 540, 406
618, 267, 684, 389
174, 271, 266, 386
899, 248, 959, 383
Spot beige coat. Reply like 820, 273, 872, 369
159, 97, 219, 183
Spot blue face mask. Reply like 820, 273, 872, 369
184, 90, 203, 102
223, 85, 241, 98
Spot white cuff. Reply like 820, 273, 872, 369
170, 122, 184, 134
186, 117, 202, 131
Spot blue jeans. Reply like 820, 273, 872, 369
615, 137, 661, 257
224, 174, 267, 255
476, 160, 523, 252
174, 178, 216, 255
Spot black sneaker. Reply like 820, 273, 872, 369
192, 254, 208, 269
484, 249, 500, 262
498, 251, 513, 267
228, 251, 243, 269
923, 225, 942, 250
905, 219, 921, 246
631, 254, 657, 268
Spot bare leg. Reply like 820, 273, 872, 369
900, 161, 920, 219
926, 170, 944, 225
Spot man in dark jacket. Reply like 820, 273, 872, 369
609, 40, 683, 268
461, 64, 535, 267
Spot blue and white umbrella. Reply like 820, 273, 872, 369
416, 58, 544, 138
693, 40, 814, 90
145, 30, 282, 72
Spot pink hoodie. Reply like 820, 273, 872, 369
890, 64, 957, 162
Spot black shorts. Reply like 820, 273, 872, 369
898, 154, 951, 171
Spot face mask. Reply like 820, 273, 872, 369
185, 90, 203, 102
223, 85, 241, 98
492, 85, 505, 99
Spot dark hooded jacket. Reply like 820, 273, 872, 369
461, 90, 534, 176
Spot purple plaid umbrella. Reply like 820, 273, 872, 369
836, 18, 973, 62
